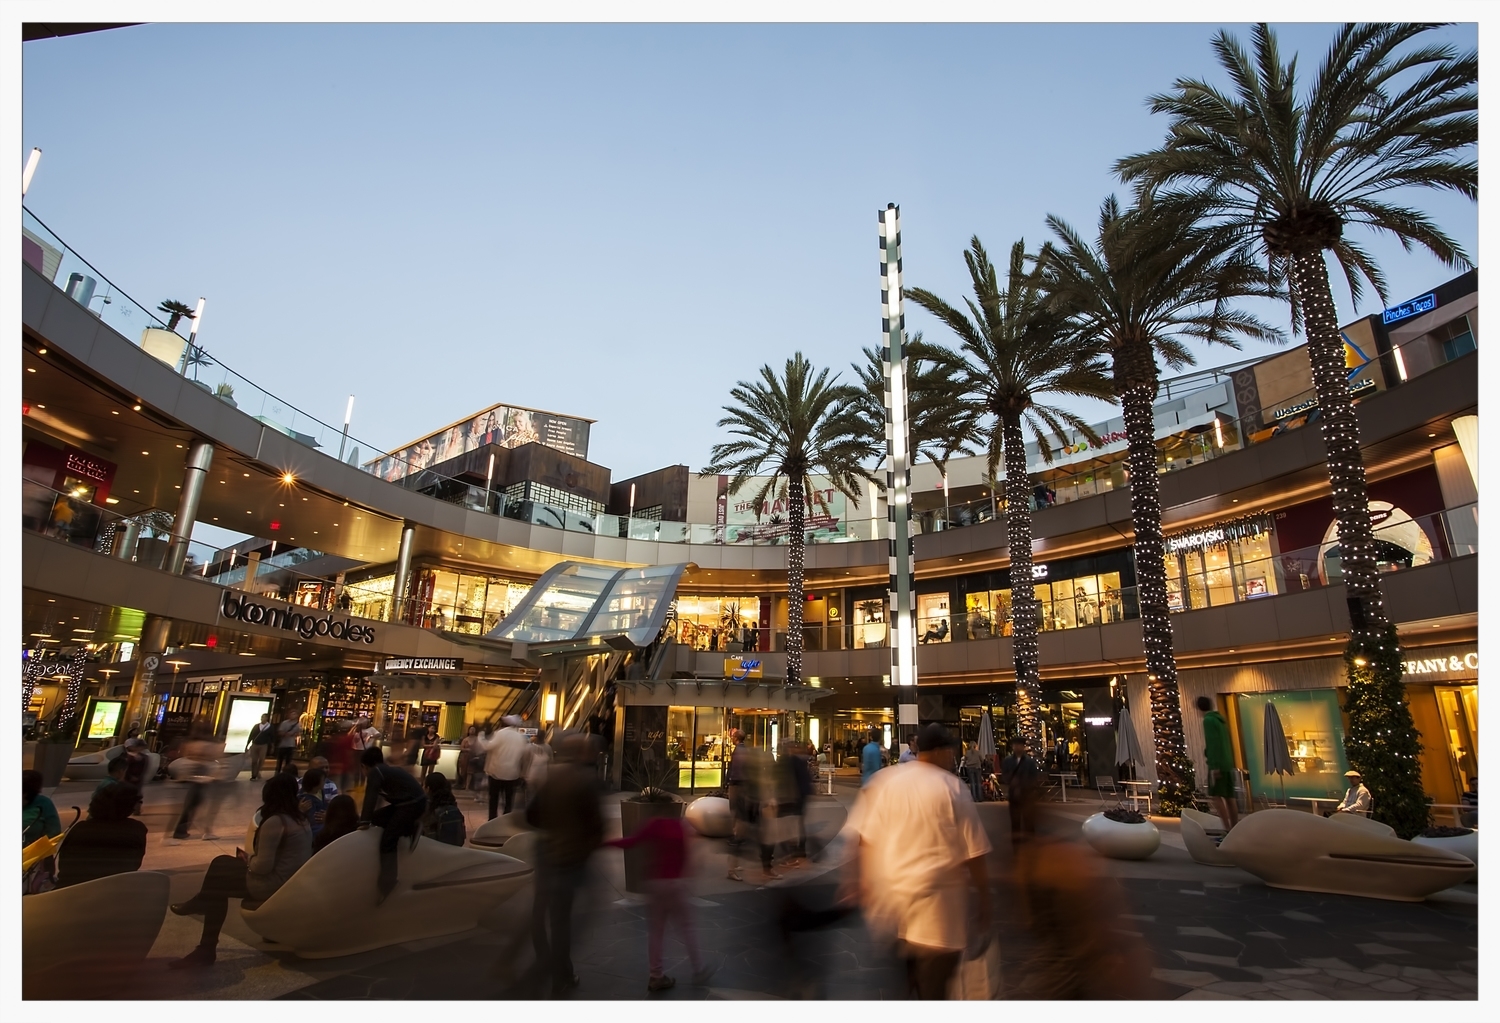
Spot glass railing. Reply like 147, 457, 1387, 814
25, 206, 1470, 552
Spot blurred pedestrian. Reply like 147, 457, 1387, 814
457, 724, 478, 793
841, 723, 992, 999
56, 782, 147, 888
1196, 696, 1239, 829
725, 728, 778, 882
247, 713, 273, 780
963, 742, 983, 803
478, 716, 529, 820
169, 774, 311, 969
166, 729, 221, 844
420, 725, 442, 780
308, 756, 340, 802
861, 729, 884, 787
121, 737, 151, 788
299, 768, 329, 836
1000, 736, 1042, 848
777, 739, 812, 863
358, 746, 427, 902
524, 730, 552, 807
607, 802, 709, 992
312, 794, 360, 854
526, 733, 604, 998
421, 772, 466, 846
274, 710, 302, 775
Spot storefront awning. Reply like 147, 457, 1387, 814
366, 674, 474, 702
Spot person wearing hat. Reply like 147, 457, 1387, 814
1331, 770, 1372, 816
840, 722, 992, 999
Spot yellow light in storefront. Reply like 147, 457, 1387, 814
542, 693, 558, 723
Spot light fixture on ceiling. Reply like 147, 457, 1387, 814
111, 410, 119, 414
133, 404, 142, 411
282, 472, 296, 484
37, 347, 46, 355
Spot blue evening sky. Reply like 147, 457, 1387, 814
22, 21, 1477, 495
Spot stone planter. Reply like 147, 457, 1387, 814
685, 795, 732, 838
620, 798, 683, 893
32, 742, 72, 791
1081, 812, 1161, 860
1413, 831, 1478, 870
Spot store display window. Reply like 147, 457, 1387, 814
917, 592, 951, 643
666, 705, 729, 792
1234, 690, 1351, 800
1165, 515, 1278, 611
672, 596, 761, 652
850, 590, 888, 648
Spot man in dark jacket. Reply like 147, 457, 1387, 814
526, 734, 603, 998
56, 782, 147, 888
1000, 736, 1043, 847
359, 746, 427, 901
248, 714, 275, 780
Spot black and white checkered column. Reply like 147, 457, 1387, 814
879, 204, 917, 698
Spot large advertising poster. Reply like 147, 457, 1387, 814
224, 696, 275, 754
723, 476, 847, 544
365, 404, 592, 482
83, 698, 125, 741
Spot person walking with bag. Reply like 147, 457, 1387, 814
419, 725, 442, 780
274, 711, 302, 775
247, 714, 273, 780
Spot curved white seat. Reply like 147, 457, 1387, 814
1180, 807, 1235, 866
685, 795, 733, 837
64, 744, 123, 780
469, 810, 531, 847
24, 870, 169, 977
1218, 808, 1475, 902
240, 828, 532, 958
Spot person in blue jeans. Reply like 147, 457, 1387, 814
358, 747, 427, 902
861, 730, 884, 787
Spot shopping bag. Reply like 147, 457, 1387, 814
947, 937, 1002, 1000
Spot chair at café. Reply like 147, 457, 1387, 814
1095, 776, 1120, 804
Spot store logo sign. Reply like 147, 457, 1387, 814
1382, 292, 1437, 325
1272, 379, 1376, 421
1061, 429, 1128, 456
220, 591, 376, 644
64, 452, 110, 482
1168, 528, 1226, 552
1167, 514, 1273, 553
1402, 651, 1477, 677
726, 657, 763, 680
379, 657, 462, 673
1031, 564, 1048, 579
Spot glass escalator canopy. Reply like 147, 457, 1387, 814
486, 561, 688, 650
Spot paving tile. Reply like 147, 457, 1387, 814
1356, 943, 1411, 956
1444, 973, 1478, 990
1178, 988, 1244, 999
1119, 913, 1156, 921
1247, 930, 1285, 939
1282, 910, 1322, 923
1202, 981, 1270, 995
1375, 931, 1441, 942
1327, 968, 1386, 984
1301, 957, 1355, 970
1151, 969, 1222, 988
1177, 926, 1237, 940
1176, 950, 1241, 967
1370, 978, 1418, 993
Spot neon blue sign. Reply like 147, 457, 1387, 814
732, 658, 761, 681
1382, 292, 1437, 325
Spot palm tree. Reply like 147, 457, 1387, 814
1042, 198, 1284, 813
906, 237, 1113, 749
158, 299, 196, 332
1115, 23, 1475, 835
701, 354, 878, 686
850, 330, 977, 480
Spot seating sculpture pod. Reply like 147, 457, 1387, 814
24, 870, 170, 977
65, 744, 160, 781
1180, 807, 1235, 867
469, 810, 531, 848
685, 796, 733, 838
1217, 808, 1475, 902
239, 828, 532, 958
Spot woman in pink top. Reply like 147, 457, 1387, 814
608, 813, 710, 992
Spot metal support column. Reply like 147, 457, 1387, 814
113, 518, 142, 561
163, 440, 214, 575
122, 614, 172, 741
389, 523, 415, 623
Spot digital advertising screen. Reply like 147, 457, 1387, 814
84, 699, 124, 740
224, 696, 275, 753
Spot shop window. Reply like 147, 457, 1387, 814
1435, 685, 1478, 798
965, 592, 995, 639
852, 597, 888, 648
917, 593, 951, 643
673, 595, 760, 652
1434, 316, 1476, 363
1235, 690, 1351, 801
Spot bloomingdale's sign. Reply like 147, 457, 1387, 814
219, 591, 377, 645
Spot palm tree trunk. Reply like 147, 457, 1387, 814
1116, 342, 1196, 814
1001, 412, 1042, 748
1289, 252, 1393, 640
785, 476, 806, 686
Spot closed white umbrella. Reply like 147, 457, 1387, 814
1116, 705, 1145, 769
1263, 701, 1295, 805
977, 709, 996, 760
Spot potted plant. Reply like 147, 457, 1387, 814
214, 382, 237, 408
620, 756, 684, 893
1081, 806, 1161, 860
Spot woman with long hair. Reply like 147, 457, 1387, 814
168, 774, 311, 968
312, 794, 360, 854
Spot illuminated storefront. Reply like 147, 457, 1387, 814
1163, 514, 1277, 611
956, 551, 1135, 640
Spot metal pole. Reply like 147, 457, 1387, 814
164, 440, 214, 574
879, 205, 918, 705
485, 452, 496, 513
179, 297, 207, 375
389, 523, 416, 623
22, 147, 42, 197
338, 395, 354, 461
114, 518, 142, 561
122, 615, 171, 741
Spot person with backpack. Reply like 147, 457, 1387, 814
247, 714, 274, 780
421, 773, 466, 846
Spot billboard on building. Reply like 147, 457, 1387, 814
365, 403, 593, 482
723, 475, 848, 543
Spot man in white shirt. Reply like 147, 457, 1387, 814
898, 738, 919, 764
841, 723, 992, 998
1333, 769, 1372, 816
478, 715, 531, 820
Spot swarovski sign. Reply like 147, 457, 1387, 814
219, 591, 376, 645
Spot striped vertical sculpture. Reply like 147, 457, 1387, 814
879, 204, 917, 694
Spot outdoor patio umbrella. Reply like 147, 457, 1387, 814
977, 709, 996, 761
1116, 705, 1145, 772
1263, 701, 1296, 805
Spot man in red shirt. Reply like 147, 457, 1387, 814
609, 810, 711, 992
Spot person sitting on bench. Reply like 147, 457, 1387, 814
358, 746, 428, 903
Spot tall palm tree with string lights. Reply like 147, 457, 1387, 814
701, 354, 879, 687
905, 237, 1113, 749
1042, 197, 1284, 814
1115, 23, 1475, 835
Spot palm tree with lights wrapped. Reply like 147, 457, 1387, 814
701, 354, 878, 687
905, 237, 1114, 750
1115, 23, 1475, 835
1042, 197, 1284, 814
